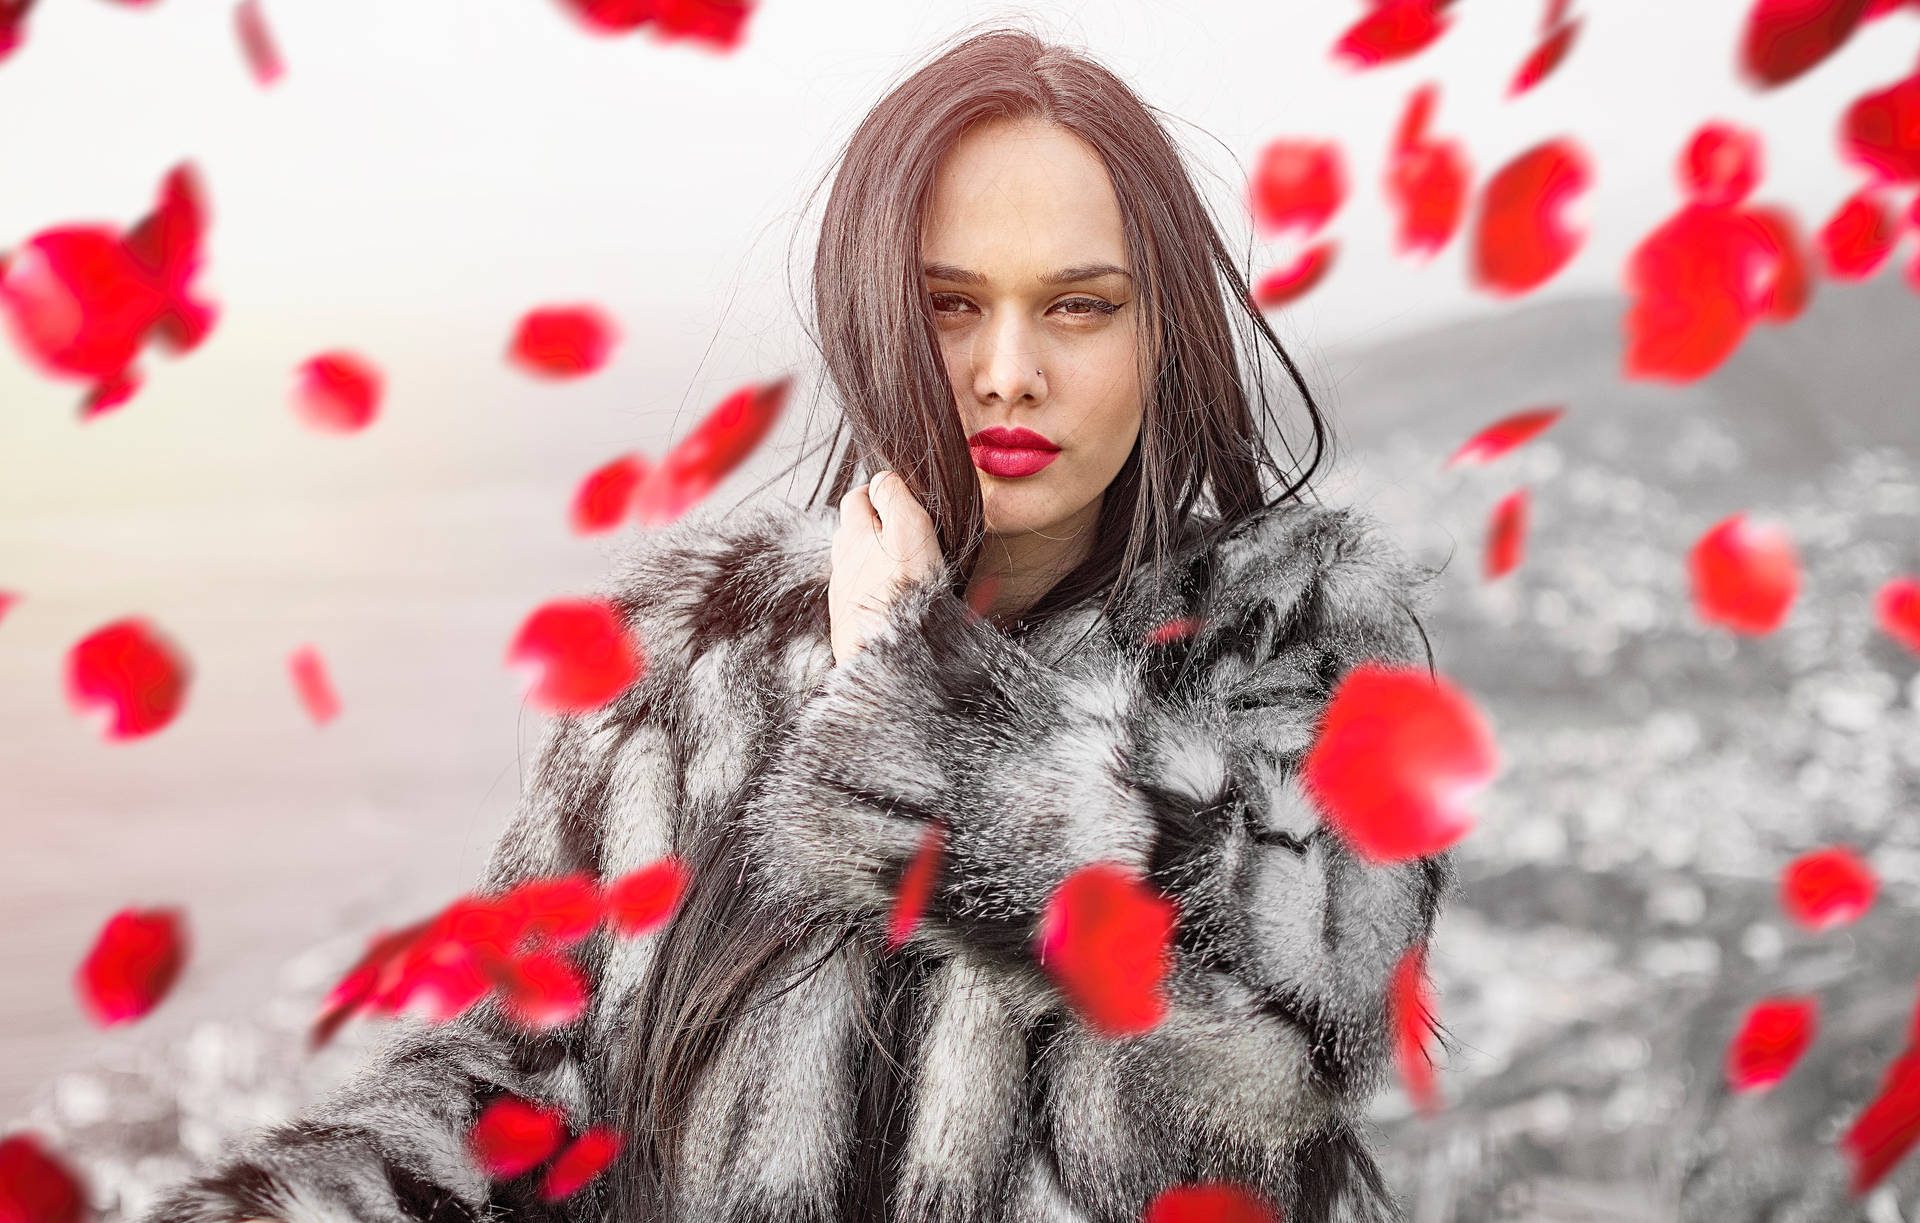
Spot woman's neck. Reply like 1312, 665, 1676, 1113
963, 495, 1102, 626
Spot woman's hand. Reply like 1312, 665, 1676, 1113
831, 470, 945, 666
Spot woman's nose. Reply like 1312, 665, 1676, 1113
973, 314, 1047, 403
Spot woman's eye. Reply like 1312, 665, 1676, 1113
1056, 297, 1120, 317
927, 294, 1121, 320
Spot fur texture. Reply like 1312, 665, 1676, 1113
136, 495, 1453, 1223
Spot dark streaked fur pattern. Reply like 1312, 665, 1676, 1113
137, 496, 1453, 1223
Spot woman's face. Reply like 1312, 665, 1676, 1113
921, 116, 1144, 540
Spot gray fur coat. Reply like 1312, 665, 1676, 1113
138, 494, 1454, 1223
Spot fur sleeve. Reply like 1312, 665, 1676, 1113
738, 502, 1453, 1212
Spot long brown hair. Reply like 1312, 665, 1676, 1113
607, 20, 1340, 1220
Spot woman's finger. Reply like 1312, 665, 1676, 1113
838, 483, 879, 533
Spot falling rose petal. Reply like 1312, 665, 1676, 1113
556, 0, 654, 31
1682, 123, 1763, 207
1877, 577, 1920, 653
288, 644, 341, 725
498, 874, 605, 949
1302, 661, 1498, 864
1843, 1041, 1920, 1193
1333, 0, 1451, 69
507, 598, 644, 714
1145, 615, 1205, 646
887, 823, 944, 951
374, 897, 519, 1024
605, 856, 689, 936
1386, 131, 1470, 258
1842, 65, 1920, 182
83, 370, 141, 419
1393, 82, 1439, 151
1037, 863, 1175, 1037
1483, 489, 1528, 581
1744, 205, 1814, 321
1622, 204, 1785, 382
570, 453, 649, 535
1688, 514, 1799, 634
489, 948, 590, 1032
468, 1095, 567, 1178
509, 304, 619, 379
310, 919, 432, 1049
66, 617, 190, 740
0, 1133, 87, 1223
1252, 241, 1337, 309
293, 351, 383, 434
1726, 996, 1818, 1091
1390, 943, 1442, 1115
630, 377, 792, 527
76, 907, 188, 1025
1509, 17, 1580, 97
1250, 140, 1345, 238
963, 571, 1001, 620
0, 589, 16, 625
540, 1127, 625, 1200
0, 228, 167, 384
123, 163, 216, 355
1781, 846, 1879, 929
0, 1, 36, 66
1470, 139, 1592, 296
1818, 189, 1897, 278
648, 0, 754, 50
1739, 0, 1871, 87
1446, 406, 1564, 468
234, 0, 284, 85
1141, 1183, 1279, 1223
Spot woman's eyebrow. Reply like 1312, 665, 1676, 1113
922, 262, 1134, 286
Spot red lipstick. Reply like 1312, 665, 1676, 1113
969, 425, 1060, 479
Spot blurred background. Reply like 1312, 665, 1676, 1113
3, 1, 1918, 1219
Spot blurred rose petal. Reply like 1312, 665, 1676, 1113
293, 351, 383, 433
1688, 514, 1799, 634
1623, 204, 1784, 382
310, 918, 432, 1049
1876, 577, 1920, 653
1682, 123, 1763, 206
490, 947, 589, 1032
1303, 661, 1497, 863
0, 1133, 86, 1223
375, 895, 522, 1024
1250, 140, 1345, 237
1818, 189, 1897, 277
1744, 205, 1814, 320
649, 0, 754, 50
288, 644, 341, 725
124, 163, 216, 354
508, 598, 644, 714
234, 0, 283, 85
83, 371, 140, 419
1145, 615, 1204, 646
570, 453, 649, 535
76, 907, 187, 1025
605, 856, 689, 936
1446, 406, 1563, 468
0, 589, 16, 625
1842, 64, 1920, 182
541, 1127, 625, 1200
1843, 1041, 1920, 1193
556, 0, 654, 31
1484, 488, 1529, 580
1252, 241, 1337, 308
1470, 139, 1592, 295
1386, 90, 1470, 258
1739, 0, 1870, 87
499, 874, 605, 948
630, 377, 791, 527
0, 1, 35, 65
509, 304, 618, 379
1510, 16, 1580, 96
1142, 1183, 1279, 1223
469, 1095, 567, 1178
66, 616, 190, 740
887, 823, 944, 951
1037, 863, 1175, 1037
1333, 0, 1451, 69
1391, 943, 1443, 1114
1727, 996, 1818, 1091
1781, 846, 1879, 929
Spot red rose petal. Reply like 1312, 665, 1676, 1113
1446, 406, 1564, 467
1682, 123, 1763, 207
1781, 846, 1879, 929
1818, 189, 1898, 277
1726, 996, 1818, 1091
1470, 139, 1592, 296
124, 163, 217, 356
0, 228, 167, 383
1037, 863, 1175, 1037
1843, 1041, 1920, 1194
83, 370, 141, 419
288, 644, 341, 725
1509, 17, 1580, 97
310, 918, 432, 1049
509, 304, 619, 379
887, 823, 944, 951
1688, 513, 1799, 634
1252, 241, 1338, 309
1302, 662, 1498, 864
1623, 203, 1786, 382
540, 1127, 625, 1200
1484, 488, 1529, 581
293, 351, 383, 433
0, 1133, 87, 1223
605, 856, 690, 936
1391, 943, 1443, 1114
76, 906, 188, 1025
490, 948, 590, 1032
556, 0, 655, 32
1394, 82, 1439, 151
1385, 92, 1470, 258
648, 0, 754, 50
508, 598, 643, 714
1743, 205, 1814, 321
1145, 615, 1205, 646
468, 1095, 567, 1178
66, 616, 190, 740
1842, 64, 1920, 182
1739, 0, 1871, 88
234, 0, 284, 85
0, 1, 35, 66
1250, 140, 1345, 238
630, 377, 791, 527
1333, 0, 1451, 69
498, 874, 605, 948
0, 589, 16, 625
1142, 1183, 1279, 1223
374, 896, 524, 1024
570, 453, 649, 535
964, 571, 1002, 620
1876, 577, 1920, 653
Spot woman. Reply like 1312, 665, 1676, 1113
140, 22, 1451, 1223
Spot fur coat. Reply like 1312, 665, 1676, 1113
138, 493, 1454, 1223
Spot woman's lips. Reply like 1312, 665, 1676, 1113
970, 444, 1060, 478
